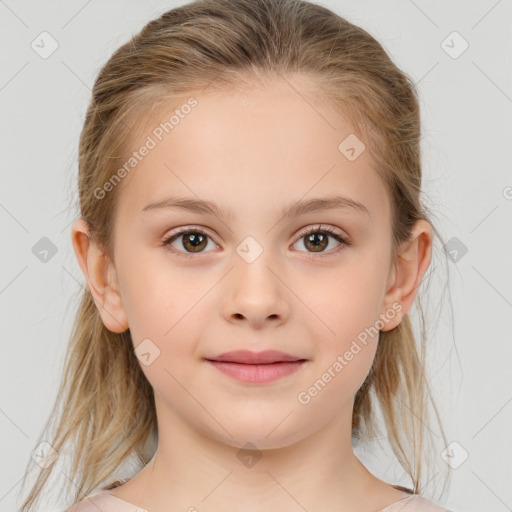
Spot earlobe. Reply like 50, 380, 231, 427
380, 220, 433, 332
71, 218, 129, 333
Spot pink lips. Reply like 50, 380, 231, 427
205, 350, 307, 383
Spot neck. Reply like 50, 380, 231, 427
114, 397, 404, 512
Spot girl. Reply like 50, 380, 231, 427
20, 0, 456, 510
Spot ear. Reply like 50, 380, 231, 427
379, 219, 433, 332
71, 218, 129, 333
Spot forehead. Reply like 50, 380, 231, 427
113, 75, 391, 226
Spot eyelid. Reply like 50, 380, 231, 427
294, 223, 348, 242
164, 224, 216, 239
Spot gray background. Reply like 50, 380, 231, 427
1, 1, 511, 511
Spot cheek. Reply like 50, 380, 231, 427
306, 264, 385, 338
116, 244, 182, 322
300, 264, 384, 386
115, 249, 180, 343
117, 252, 209, 364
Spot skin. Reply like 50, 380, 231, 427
72, 74, 432, 512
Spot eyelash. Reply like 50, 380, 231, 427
162, 224, 349, 260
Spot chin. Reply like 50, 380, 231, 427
204, 420, 307, 452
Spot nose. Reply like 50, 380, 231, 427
221, 252, 290, 328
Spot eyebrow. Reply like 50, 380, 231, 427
142, 194, 370, 220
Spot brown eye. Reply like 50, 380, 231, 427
293, 225, 348, 257
163, 228, 217, 257
303, 232, 329, 252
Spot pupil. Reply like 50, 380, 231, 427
310, 233, 323, 245
188, 234, 203, 247
307, 233, 327, 252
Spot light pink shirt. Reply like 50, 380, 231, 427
70, 491, 454, 511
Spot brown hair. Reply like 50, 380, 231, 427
19, 1, 453, 510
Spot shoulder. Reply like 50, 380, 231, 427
66, 492, 121, 512
383, 494, 455, 512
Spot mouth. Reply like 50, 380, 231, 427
204, 350, 307, 383
206, 349, 306, 365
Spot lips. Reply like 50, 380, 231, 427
206, 349, 305, 365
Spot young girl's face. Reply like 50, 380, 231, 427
100, 75, 402, 449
